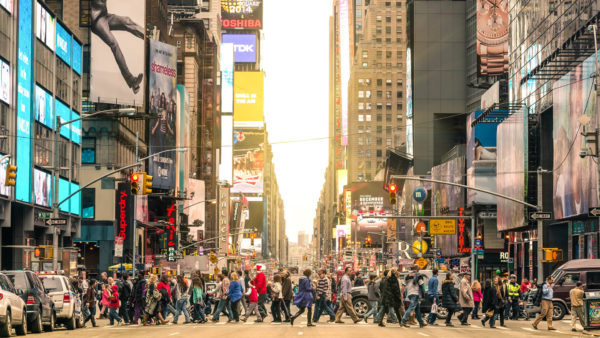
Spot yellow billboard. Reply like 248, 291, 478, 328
429, 219, 456, 235
234, 71, 264, 126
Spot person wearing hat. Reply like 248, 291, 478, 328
506, 274, 521, 320
252, 265, 268, 318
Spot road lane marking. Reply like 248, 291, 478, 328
298, 332, 303, 335
417, 333, 430, 337
168, 333, 180, 336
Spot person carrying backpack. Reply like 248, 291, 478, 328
532, 276, 556, 331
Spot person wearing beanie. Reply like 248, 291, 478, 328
252, 265, 267, 318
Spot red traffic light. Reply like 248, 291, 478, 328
389, 184, 397, 192
131, 173, 139, 182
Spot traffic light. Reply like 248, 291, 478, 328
34, 247, 45, 258
4, 164, 16, 187
542, 248, 563, 263
365, 236, 372, 247
131, 172, 140, 195
389, 183, 397, 205
142, 173, 153, 195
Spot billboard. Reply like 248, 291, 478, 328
497, 111, 526, 231
16, 0, 33, 203
220, 115, 233, 184
33, 168, 51, 207
0, 153, 9, 196
35, 85, 53, 129
221, 0, 263, 29
0, 0, 12, 13
186, 179, 205, 241
0, 58, 10, 105
115, 182, 134, 255
148, 39, 177, 190
466, 110, 499, 205
339, 0, 349, 146
70, 182, 81, 215
176, 85, 190, 195
232, 129, 264, 193
553, 54, 598, 219
222, 34, 257, 63
431, 157, 465, 254
72, 39, 82, 75
35, 1, 55, 51
347, 182, 393, 245
476, 0, 508, 76
220, 43, 234, 113
90, 0, 145, 105
234, 71, 264, 126
406, 47, 413, 155
55, 22, 71, 66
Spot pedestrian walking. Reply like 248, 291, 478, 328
100, 284, 110, 317
334, 267, 360, 324
458, 273, 474, 326
426, 269, 439, 325
481, 279, 498, 328
570, 281, 585, 332
441, 273, 459, 327
354, 272, 365, 287
242, 282, 262, 322
281, 270, 293, 322
290, 269, 315, 326
108, 284, 123, 325
252, 265, 268, 319
507, 274, 521, 320
118, 274, 132, 324
378, 268, 404, 327
83, 279, 98, 327
363, 274, 379, 323
228, 272, 243, 322
270, 275, 283, 322
401, 265, 426, 328
238, 270, 248, 316
471, 280, 482, 319
313, 269, 336, 323
131, 272, 146, 325
144, 275, 163, 325
173, 275, 191, 324
211, 274, 233, 322
494, 277, 506, 327
158, 275, 176, 322
190, 277, 206, 323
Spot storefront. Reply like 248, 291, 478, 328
570, 219, 599, 260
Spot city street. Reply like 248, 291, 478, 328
38, 316, 597, 338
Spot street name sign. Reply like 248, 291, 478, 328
46, 218, 67, 226
528, 212, 552, 220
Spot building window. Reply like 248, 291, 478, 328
397, 103, 403, 110
377, 126, 382, 133
377, 103, 382, 110
396, 26, 402, 34
386, 16, 391, 23
396, 15, 402, 22
356, 9, 362, 18
397, 114, 403, 121
386, 91, 392, 99
376, 38, 382, 43
358, 91, 364, 98
397, 126, 404, 131
366, 102, 372, 110
386, 103, 392, 110
386, 79, 393, 86
358, 150, 364, 158
377, 137, 382, 146
377, 91, 382, 98
386, 26, 391, 34
385, 38, 391, 43
366, 150, 371, 158
82, 137, 96, 164
80, 0, 91, 26
386, 126, 392, 134
396, 38, 403, 43
377, 79, 383, 86
377, 149, 383, 157
358, 137, 364, 145
397, 78, 403, 87
396, 2, 401, 7
362, 51, 368, 58
358, 126, 364, 134
359, 78, 365, 86
362, 62, 368, 67
386, 114, 392, 122
385, 2, 391, 6
377, 114, 382, 122
358, 114, 364, 122
82, 188, 95, 218
366, 114, 372, 122
397, 91, 403, 98
376, 15, 382, 22
376, 26, 382, 34
358, 102, 365, 110
386, 51, 392, 58
366, 137, 371, 145
365, 78, 371, 85
386, 138, 392, 147
377, 51, 382, 58
366, 90, 371, 98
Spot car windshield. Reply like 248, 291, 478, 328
5, 273, 28, 290
41, 277, 63, 292
550, 269, 563, 282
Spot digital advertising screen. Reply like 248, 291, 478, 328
35, 1, 55, 51
466, 110, 499, 205
221, 0, 263, 29
185, 178, 205, 241
476, 0, 508, 76
222, 34, 257, 63
71, 110, 81, 145
0, 58, 10, 105
58, 177, 70, 213
0, 0, 12, 13
347, 181, 393, 246
33, 168, 52, 207
35, 85, 53, 129
219, 115, 233, 184
553, 54, 598, 219
90, 0, 145, 106
0, 153, 9, 197
148, 39, 178, 190
72, 39, 82, 75
232, 129, 264, 193
220, 43, 234, 113
55, 22, 71, 66
16, 0, 33, 203
497, 111, 526, 231
55, 99, 71, 139
233, 71, 264, 126
70, 182, 81, 215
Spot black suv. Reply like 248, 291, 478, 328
3, 271, 55, 333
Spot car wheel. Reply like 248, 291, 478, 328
66, 312, 76, 330
436, 306, 448, 319
29, 311, 43, 334
0, 310, 12, 337
43, 312, 54, 332
352, 298, 369, 318
75, 311, 84, 329
15, 311, 27, 336
552, 302, 566, 321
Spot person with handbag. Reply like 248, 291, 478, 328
190, 277, 206, 323
228, 272, 243, 322
495, 277, 507, 327
441, 273, 459, 327
481, 279, 498, 328
270, 275, 283, 322
83, 279, 98, 327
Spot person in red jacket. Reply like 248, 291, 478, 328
252, 265, 267, 318
109, 284, 123, 325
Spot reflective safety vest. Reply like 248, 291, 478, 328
507, 282, 520, 298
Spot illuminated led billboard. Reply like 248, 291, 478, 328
234, 71, 264, 127
222, 34, 257, 63
221, 0, 263, 29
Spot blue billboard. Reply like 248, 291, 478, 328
59, 178, 69, 213
70, 182, 81, 215
71, 110, 81, 145
16, 0, 33, 203
35, 85, 53, 129
222, 34, 257, 63
72, 39, 82, 75
55, 22, 71, 65
55, 99, 70, 139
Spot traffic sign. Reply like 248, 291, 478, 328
415, 222, 427, 236
590, 207, 600, 217
435, 249, 442, 259
46, 218, 67, 226
37, 212, 51, 219
429, 219, 456, 235
529, 212, 552, 220
413, 187, 427, 203
412, 240, 428, 255
415, 257, 428, 269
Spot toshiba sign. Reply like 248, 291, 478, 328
222, 34, 257, 63
221, 0, 263, 30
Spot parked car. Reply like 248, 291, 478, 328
3, 271, 55, 333
0, 272, 27, 337
39, 275, 83, 330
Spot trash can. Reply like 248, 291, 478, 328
583, 291, 600, 330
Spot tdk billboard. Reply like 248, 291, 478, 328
222, 34, 257, 63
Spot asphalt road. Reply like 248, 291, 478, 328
33, 314, 600, 338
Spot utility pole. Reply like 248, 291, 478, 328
592, 25, 600, 207
132, 132, 138, 272
52, 114, 61, 271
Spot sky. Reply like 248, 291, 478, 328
263, 0, 332, 241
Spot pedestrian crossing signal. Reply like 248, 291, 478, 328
5, 164, 16, 187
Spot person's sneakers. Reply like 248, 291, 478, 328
489, 325, 496, 329
241, 318, 247, 322
548, 327, 556, 331
307, 323, 316, 327
419, 323, 428, 328
283, 319, 290, 323
255, 319, 263, 323
481, 319, 486, 327
364, 317, 368, 323
378, 322, 385, 327
446, 323, 454, 327
572, 328, 577, 332
335, 321, 345, 324
461, 323, 470, 326
400, 323, 410, 328
531, 323, 538, 330
353, 319, 361, 324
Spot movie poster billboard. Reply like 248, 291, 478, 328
553, 54, 598, 219
347, 181, 393, 246
35, 85, 53, 129
33, 168, 51, 207
185, 178, 205, 241
497, 111, 526, 231
466, 110, 499, 206
221, 0, 263, 29
476, 0, 508, 76
232, 129, 264, 193
148, 39, 177, 190
0, 58, 10, 105
90, 0, 145, 105
35, 1, 55, 51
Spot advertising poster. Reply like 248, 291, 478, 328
16, 0, 33, 203
58, 178, 69, 212
185, 178, 205, 241
588, 300, 600, 327
55, 99, 71, 139
0, 153, 10, 196
33, 168, 51, 207
0, 0, 12, 13
222, 34, 257, 63
55, 22, 71, 66
72, 39, 82, 75
148, 39, 177, 190
234, 71, 264, 126
176, 85, 190, 195
553, 54, 598, 219
35, 85, 53, 129
220, 43, 234, 113
90, 0, 145, 105
497, 111, 526, 231
115, 182, 134, 255
346, 181, 393, 245
0, 59, 10, 105
232, 129, 264, 193
220, 115, 233, 184
466, 110, 499, 205
35, 1, 55, 51
221, 0, 263, 29
476, 0, 508, 76
70, 182, 81, 216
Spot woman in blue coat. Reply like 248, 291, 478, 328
291, 269, 315, 326
227, 272, 243, 322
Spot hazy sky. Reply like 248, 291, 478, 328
263, 0, 332, 241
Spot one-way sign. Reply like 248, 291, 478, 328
529, 212, 552, 220
46, 218, 67, 226
590, 207, 600, 217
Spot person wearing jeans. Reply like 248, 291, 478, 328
363, 275, 379, 322
83, 279, 98, 327
401, 266, 426, 328
108, 284, 122, 325
426, 269, 439, 325
173, 275, 191, 324
313, 269, 336, 323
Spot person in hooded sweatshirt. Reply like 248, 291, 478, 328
108, 284, 123, 326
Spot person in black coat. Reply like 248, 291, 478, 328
481, 279, 498, 328
441, 273, 459, 327
377, 268, 404, 327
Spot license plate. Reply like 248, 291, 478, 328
55, 309, 62, 313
